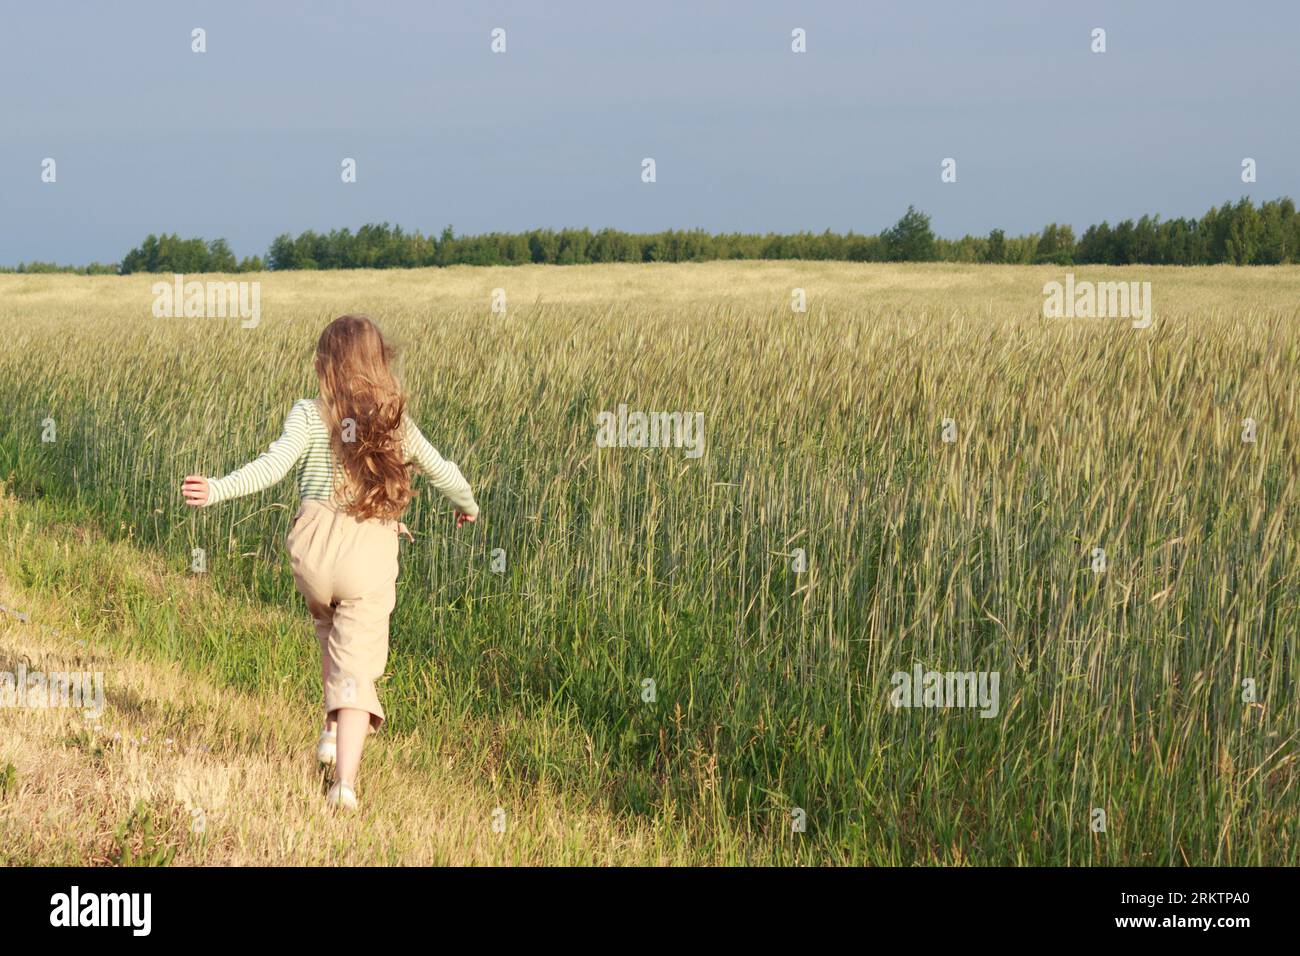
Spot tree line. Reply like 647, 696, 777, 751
7, 197, 1298, 274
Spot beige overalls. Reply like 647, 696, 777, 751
286, 499, 413, 731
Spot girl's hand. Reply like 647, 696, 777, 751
455, 511, 477, 530
182, 475, 210, 507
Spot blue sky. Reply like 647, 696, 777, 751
2, 0, 1297, 265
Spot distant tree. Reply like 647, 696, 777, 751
844, 232, 884, 261
983, 228, 1006, 263
1034, 223, 1075, 265
1225, 198, 1261, 265
1076, 222, 1106, 264
1255, 199, 1288, 264
206, 238, 238, 272
1110, 220, 1138, 264
119, 234, 159, 274
1287, 199, 1300, 264
883, 206, 936, 261
267, 234, 297, 270
291, 231, 324, 270
119, 232, 222, 273
1199, 203, 1231, 262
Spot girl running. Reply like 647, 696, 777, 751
181, 315, 479, 810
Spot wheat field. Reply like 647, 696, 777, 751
0, 261, 1296, 865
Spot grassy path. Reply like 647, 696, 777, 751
0, 487, 705, 865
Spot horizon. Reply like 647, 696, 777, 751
9, 195, 1294, 271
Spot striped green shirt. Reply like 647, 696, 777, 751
204, 398, 479, 517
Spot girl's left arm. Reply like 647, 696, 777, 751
401, 414, 479, 518
199, 401, 312, 506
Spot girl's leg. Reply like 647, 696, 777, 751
302, 595, 338, 733
333, 707, 370, 786
324, 521, 398, 794
289, 503, 335, 733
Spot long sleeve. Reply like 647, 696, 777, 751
205, 401, 311, 506
402, 415, 479, 517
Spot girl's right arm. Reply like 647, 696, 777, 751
183, 401, 311, 507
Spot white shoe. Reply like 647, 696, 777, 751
316, 728, 337, 766
326, 781, 358, 811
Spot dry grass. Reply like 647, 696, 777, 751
0, 513, 696, 865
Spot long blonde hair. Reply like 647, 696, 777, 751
314, 315, 413, 521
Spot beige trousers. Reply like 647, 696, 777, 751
286, 499, 410, 731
